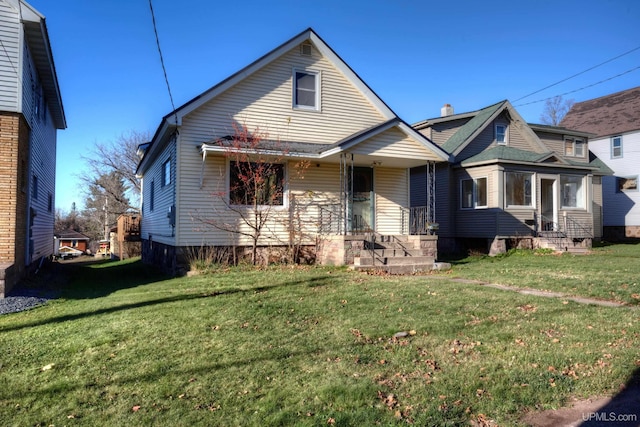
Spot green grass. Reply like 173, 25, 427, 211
443, 242, 640, 305
1, 248, 639, 426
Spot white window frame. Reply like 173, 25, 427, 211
292, 68, 320, 111
226, 159, 288, 209
495, 123, 507, 145
505, 171, 534, 208
564, 137, 585, 158
162, 158, 171, 187
611, 135, 622, 158
460, 177, 488, 209
560, 175, 585, 209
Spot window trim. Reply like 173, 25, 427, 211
292, 68, 320, 111
228, 160, 287, 208
162, 158, 171, 187
617, 175, 638, 193
564, 137, 585, 158
460, 177, 488, 210
611, 135, 622, 159
560, 174, 586, 209
495, 123, 507, 145
505, 171, 534, 208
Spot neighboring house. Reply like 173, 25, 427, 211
0, 0, 66, 297
137, 28, 450, 274
560, 86, 640, 240
412, 101, 611, 255
54, 230, 90, 259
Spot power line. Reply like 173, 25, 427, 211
513, 45, 640, 102
514, 65, 640, 107
148, 0, 178, 122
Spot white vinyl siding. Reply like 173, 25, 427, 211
179, 44, 385, 148
375, 167, 407, 235
0, 1, 20, 111
141, 136, 176, 245
590, 131, 640, 227
350, 127, 443, 162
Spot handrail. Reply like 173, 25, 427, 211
535, 213, 592, 239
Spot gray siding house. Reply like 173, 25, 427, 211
0, 0, 66, 297
412, 101, 610, 256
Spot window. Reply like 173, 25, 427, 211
293, 69, 319, 110
611, 135, 622, 158
229, 161, 284, 206
162, 158, 171, 187
495, 124, 507, 144
149, 180, 155, 211
505, 172, 533, 207
564, 138, 584, 157
48, 193, 53, 212
461, 177, 487, 209
561, 175, 584, 208
72, 240, 78, 248
617, 176, 638, 192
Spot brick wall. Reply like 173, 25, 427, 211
0, 112, 30, 296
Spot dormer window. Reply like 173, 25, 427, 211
495, 124, 507, 145
293, 69, 320, 111
564, 137, 584, 158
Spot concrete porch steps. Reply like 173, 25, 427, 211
351, 234, 436, 274
537, 236, 591, 255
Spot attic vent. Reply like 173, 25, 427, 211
300, 43, 312, 56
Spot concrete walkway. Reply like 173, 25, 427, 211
439, 277, 632, 308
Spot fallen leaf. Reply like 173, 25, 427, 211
40, 363, 55, 371
132, 405, 141, 412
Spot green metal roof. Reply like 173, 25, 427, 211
567, 153, 614, 175
441, 101, 506, 153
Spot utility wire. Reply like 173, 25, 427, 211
515, 65, 640, 107
513, 45, 640, 102
148, 0, 178, 124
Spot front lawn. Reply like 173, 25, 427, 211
0, 246, 638, 426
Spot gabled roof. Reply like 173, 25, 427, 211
201, 118, 450, 166
560, 86, 640, 138
413, 100, 548, 158
16, 0, 66, 129
55, 230, 90, 240
139, 28, 449, 174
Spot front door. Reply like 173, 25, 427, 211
351, 167, 374, 233
540, 178, 557, 231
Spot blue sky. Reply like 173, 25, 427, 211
28, 0, 640, 212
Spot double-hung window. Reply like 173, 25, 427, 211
293, 69, 319, 110
611, 136, 622, 158
461, 177, 487, 209
560, 175, 585, 208
229, 161, 285, 206
505, 172, 533, 207
162, 158, 171, 187
495, 124, 507, 145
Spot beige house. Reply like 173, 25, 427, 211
136, 28, 450, 274
412, 101, 611, 255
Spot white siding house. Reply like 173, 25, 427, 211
561, 87, 640, 240
137, 28, 450, 273
0, 0, 65, 297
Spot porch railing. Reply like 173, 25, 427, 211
401, 206, 437, 235
535, 213, 593, 240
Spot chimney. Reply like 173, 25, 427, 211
441, 103, 454, 117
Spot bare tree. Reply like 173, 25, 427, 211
539, 96, 575, 126
194, 123, 308, 265
82, 130, 150, 209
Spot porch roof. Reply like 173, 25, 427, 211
200, 118, 451, 167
